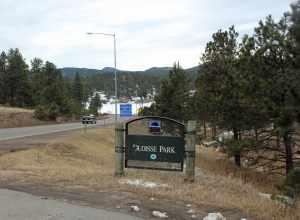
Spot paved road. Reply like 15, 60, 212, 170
0, 189, 142, 220
0, 116, 130, 141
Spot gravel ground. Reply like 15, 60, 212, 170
0, 188, 142, 220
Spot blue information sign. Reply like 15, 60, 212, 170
120, 104, 132, 117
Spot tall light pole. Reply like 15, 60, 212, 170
86, 32, 118, 126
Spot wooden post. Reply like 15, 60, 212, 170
185, 120, 196, 182
84, 124, 87, 134
115, 122, 125, 176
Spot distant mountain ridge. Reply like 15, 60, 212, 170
60, 65, 200, 78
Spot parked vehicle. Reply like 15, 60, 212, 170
81, 115, 97, 124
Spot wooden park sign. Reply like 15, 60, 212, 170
115, 116, 196, 181
126, 116, 185, 171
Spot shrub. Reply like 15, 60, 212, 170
34, 105, 49, 120
282, 168, 300, 198
34, 103, 59, 120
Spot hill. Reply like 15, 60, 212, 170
60, 65, 200, 97
60, 66, 200, 78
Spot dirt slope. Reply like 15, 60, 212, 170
0, 106, 46, 128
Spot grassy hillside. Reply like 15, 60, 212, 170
0, 106, 42, 128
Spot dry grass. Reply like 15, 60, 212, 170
0, 106, 33, 113
195, 146, 281, 194
0, 106, 44, 128
0, 128, 299, 220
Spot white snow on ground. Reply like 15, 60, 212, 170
203, 213, 226, 220
119, 179, 168, 188
152, 211, 168, 218
130, 205, 140, 212
187, 209, 195, 214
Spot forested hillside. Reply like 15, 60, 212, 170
60, 65, 199, 97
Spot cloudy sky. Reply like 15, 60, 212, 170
0, 0, 295, 70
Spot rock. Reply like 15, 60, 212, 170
152, 210, 168, 218
130, 205, 140, 212
203, 141, 219, 148
274, 195, 294, 205
191, 214, 197, 218
116, 205, 121, 209
187, 209, 195, 214
258, 192, 272, 200
186, 204, 192, 208
203, 212, 226, 220
150, 197, 155, 201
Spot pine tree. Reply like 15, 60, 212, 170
196, 26, 250, 167
154, 62, 190, 122
5, 48, 32, 107
252, 15, 299, 174
71, 72, 84, 115
30, 57, 44, 106
89, 93, 102, 116
0, 51, 7, 104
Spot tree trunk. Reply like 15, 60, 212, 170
212, 124, 217, 140
255, 129, 258, 141
283, 131, 294, 175
233, 129, 241, 167
203, 120, 207, 139
234, 153, 241, 167
276, 130, 280, 149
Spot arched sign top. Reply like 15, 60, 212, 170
125, 116, 184, 127
125, 116, 185, 138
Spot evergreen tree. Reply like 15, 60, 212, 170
196, 26, 249, 166
252, 15, 299, 174
5, 48, 32, 107
89, 93, 102, 116
72, 72, 84, 103
71, 72, 84, 115
0, 52, 7, 104
154, 62, 191, 122
35, 61, 72, 119
30, 57, 44, 106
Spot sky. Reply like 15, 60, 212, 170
0, 0, 295, 71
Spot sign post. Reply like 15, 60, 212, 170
184, 120, 196, 182
115, 123, 125, 176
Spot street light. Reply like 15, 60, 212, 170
86, 32, 118, 126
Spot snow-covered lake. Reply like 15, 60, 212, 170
100, 102, 153, 115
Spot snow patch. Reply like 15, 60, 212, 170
203, 213, 226, 220
152, 211, 168, 218
187, 209, 195, 214
119, 179, 168, 188
130, 205, 140, 212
